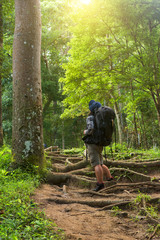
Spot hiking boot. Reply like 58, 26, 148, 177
93, 182, 104, 192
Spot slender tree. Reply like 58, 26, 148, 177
0, 2, 3, 147
12, 0, 44, 168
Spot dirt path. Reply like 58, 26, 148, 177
33, 184, 139, 240
32, 148, 160, 240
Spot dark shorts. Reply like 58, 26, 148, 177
87, 144, 103, 167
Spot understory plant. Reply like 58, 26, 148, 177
0, 145, 65, 240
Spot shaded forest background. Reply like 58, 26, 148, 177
1, 0, 160, 150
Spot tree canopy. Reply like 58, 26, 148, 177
1, 0, 160, 150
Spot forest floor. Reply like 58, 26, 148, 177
32, 147, 160, 240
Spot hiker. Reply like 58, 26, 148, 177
83, 100, 114, 192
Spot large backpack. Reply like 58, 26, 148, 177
94, 106, 116, 146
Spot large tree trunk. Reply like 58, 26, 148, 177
12, 0, 44, 168
0, 3, 3, 147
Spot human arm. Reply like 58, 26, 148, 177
83, 115, 94, 135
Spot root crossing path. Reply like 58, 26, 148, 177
32, 146, 160, 240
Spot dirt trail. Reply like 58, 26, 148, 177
32, 147, 160, 240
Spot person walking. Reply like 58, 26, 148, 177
83, 100, 113, 192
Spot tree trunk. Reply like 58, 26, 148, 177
12, 0, 44, 169
62, 102, 65, 149
114, 101, 123, 144
130, 79, 139, 147
0, 3, 3, 147
150, 88, 160, 129
140, 112, 148, 149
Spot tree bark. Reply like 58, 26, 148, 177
12, 0, 44, 168
130, 79, 139, 147
150, 88, 160, 129
0, 3, 3, 147
114, 101, 123, 144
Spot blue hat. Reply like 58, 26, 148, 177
89, 100, 101, 112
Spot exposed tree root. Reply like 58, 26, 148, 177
110, 167, 151, 182
46, 157, 66, 164
105, 159, 160, 174
98, 196, 160, 211
50, 166, 151, 184
68, 168, 93, 176
45, 146, 59, 152
65, 157, 83, 163
51, 159, 88, 173
139, 197, 160, 225
43, 148, 160, 239
46, 171, 96, 188
78, 190, 134, 199
47, 196, 130, 208
101, 182, 160, 193
48, 154, 83, 163
148, 224, 160, 240
98, 200, 132, 211
48, 155, 67, 160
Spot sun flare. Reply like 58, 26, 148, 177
80, 0, 91, 5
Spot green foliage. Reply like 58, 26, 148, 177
134, 193, 151, 205
2, 76, 13, 144
143, 148, 160, 159
111, 206, 122, 216
0, 146, 64, 240
146, 206, 159, 219
59, 0, 160, 148
0, 145, 11, 168
104, 143, 160, 161
62, 147, 85, 155
2, 0, 160, 150
40, 0, 85, 148
2, 0, 14, 145
132, 192, 159, 226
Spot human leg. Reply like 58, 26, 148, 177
94, 164, 105, 191
87, 144, 102, 167
87, 144, 104, 191
101, 164, 113, 180
94, 164, 103, 183
98, 148, 113, 181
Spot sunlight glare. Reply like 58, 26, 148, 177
80, 0, 91, 5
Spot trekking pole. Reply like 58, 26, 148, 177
110, 144, 113, 159
114, 121, 117, 154
85, 144, 88, 162
104, 147, 107, 160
